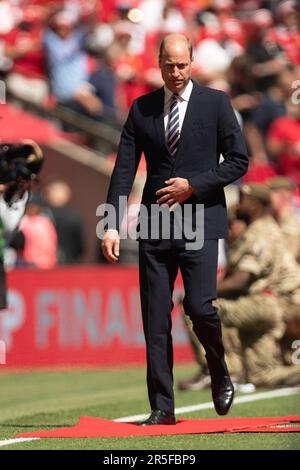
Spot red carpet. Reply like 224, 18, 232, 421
17, 416, 300, 438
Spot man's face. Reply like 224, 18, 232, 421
228, 219, 247, 244
55, 23, 73, 39
159, 41, 193, 93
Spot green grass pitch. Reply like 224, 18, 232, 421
0, 364, 299, 450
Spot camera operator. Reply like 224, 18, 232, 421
0, 140, 43, 308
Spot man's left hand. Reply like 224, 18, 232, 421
156, 177, 194, 211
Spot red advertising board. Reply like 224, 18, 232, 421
0, 267, 193, 367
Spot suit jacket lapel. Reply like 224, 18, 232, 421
153, 87, 169, 155
176, 82, 204, 157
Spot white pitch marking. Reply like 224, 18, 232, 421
0, 437, 40, 447
114, 387, 300, 422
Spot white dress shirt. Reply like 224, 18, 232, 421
164, 79, 193, 140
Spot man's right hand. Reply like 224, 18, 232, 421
101, 231, 120, 263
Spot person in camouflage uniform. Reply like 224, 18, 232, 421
267, 176, 300, 363
268, 176, 300, 263
215, 183, 300, 387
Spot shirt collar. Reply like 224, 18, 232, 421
164, 80, 193, 104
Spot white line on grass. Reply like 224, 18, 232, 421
115, 386, 300, 422
0, 437, 40, 447
0, 386, 298, 447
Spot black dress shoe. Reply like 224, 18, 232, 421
138, 410, 176, 426
212, 375, 234, 416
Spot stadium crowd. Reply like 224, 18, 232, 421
0, 0, 299, 174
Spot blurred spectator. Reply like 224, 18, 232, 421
240, 66, 295, 173
0, 0, 22, 37
211, 0, 245, 55
268, 176, 300, 263
19, 194, 57, 269
228, 54, 258, 109
4, 5, 48, 104
192, 8, 242, 83
140, 0, 165, 33
73, 47, 117, 122
0, 0, 20, 74
271, 0, 300, 65
267, 99, 300, 187
246, 9, 288, 93
64, 0, 99, 21
43, 10, 89, 104
250, 67, 294, 137
87, 49, 117, 121
115, 1, 145, 55
108, 19, 145, 109
160, 0, 188, 34
242, 160, 277, 184
228, 48, 290, 169
43, 180, 85, 264
194, 36, 232, 82
211, 0, 235, 18
139, 0, 185, 33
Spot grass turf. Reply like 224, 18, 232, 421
0, 365, 299, 450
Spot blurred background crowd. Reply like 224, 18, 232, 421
0, 0, 299, 269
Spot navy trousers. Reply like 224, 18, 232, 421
139, 238, 228, 413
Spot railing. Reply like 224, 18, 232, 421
8, 92, 123, 156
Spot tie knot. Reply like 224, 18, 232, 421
170, 93, 179, 110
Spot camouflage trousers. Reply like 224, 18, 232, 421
183, 294, 300, 387
216, 294, 300, 386
277, 288, 300, 364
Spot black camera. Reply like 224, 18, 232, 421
0, 141, 43, 204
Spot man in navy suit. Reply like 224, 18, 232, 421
102, 34, 248, 425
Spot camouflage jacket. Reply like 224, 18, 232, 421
228, 216, 300, 295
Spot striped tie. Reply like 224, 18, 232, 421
167, 93, 180, 156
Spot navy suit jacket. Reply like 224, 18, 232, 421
106, 81, 248, 239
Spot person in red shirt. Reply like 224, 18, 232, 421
267, 99, 300, 187
4, 5, 48, 104
19, 195, 58, 269
271, 0, 300, 66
